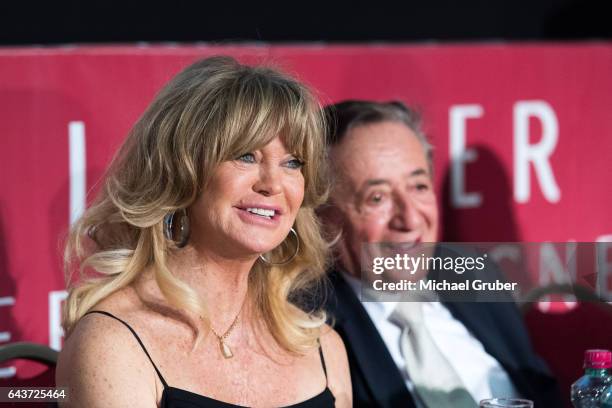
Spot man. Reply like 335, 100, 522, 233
320, 100, 562, 407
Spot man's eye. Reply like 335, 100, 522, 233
416, 183, 430, 192
237, 153, 256, 163
285, 158, 304, 169
367, 192, 385, 204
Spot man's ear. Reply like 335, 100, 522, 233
316, 203, 345, 243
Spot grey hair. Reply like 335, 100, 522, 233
323, 100, 433, 174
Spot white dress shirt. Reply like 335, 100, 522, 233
342, 273, 520, 407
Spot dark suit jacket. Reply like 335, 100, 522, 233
325, 270, 563, 408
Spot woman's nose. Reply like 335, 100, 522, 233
253, 165, 282, 196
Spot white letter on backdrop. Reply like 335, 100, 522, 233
513, 101, 560, 203
449, 104, 483, 208
69, 121, 86, 225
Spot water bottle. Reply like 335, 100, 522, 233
601, 383, 612, 408
571, 349, 612, 407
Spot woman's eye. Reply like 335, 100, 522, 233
237, 153, 256, 163
416, 183, 430, 192
285, 158, 304, 169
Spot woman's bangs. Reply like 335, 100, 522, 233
279, 95, 314, 162
224, 83, 313, 162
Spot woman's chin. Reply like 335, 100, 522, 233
234, 240, 281, 259
203, 228, 288, 260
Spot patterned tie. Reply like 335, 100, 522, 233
389, 302, 478, 408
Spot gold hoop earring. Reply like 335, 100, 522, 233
259, 227, 300, 265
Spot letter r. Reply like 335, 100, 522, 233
513, 101, 561, 203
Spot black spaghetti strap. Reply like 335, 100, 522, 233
318, 343, 328, 383
85, 310, 169, 388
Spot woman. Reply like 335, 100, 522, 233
56, 56, 351, 407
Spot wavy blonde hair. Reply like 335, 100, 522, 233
63, 56, 330, 353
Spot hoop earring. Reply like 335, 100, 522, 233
259, 227, 300, 265
163, 208, 190, 248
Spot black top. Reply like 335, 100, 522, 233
84, 310, 335, 408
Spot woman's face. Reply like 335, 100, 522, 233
189, 136, 305, 260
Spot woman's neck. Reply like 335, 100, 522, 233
169, 245, 255, 331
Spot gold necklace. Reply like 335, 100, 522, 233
207, 298, 245, 359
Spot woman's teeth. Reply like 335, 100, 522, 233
246, 208, 275, 219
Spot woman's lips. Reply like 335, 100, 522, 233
234, 204, 283, 215
234, 207, 281, 227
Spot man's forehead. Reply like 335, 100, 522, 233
358, 168, 430, 188
334, 121, 425, 154
330, 125, 430, 186
363, 169, 429, 185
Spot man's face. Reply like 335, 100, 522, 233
327, 121, 439, 277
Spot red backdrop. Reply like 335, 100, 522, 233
1, 44, 611, 379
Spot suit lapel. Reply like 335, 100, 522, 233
329, 272, 417, 408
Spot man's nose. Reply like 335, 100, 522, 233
389, 192, 422, 231
253, 165, 282, 196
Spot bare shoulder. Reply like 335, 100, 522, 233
319, 324, 346, 360
319, 324, 352, 408
56, 310, 158, 407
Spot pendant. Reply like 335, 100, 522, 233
220, 340, 233, 359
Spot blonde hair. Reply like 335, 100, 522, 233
63, 56, 330, 353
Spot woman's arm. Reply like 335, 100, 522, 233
56, 314, 159, 407
320, 326, 352, 408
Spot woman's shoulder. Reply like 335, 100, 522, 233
60, 286, 142, 355
59, 284, 164, 368
318, 323, 346, 359
56, 291, 159, 407
59, 306, 142, 363
318, 322, 339, 342
318, 324, 352, 407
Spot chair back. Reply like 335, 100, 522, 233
0, 342, 59, 407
